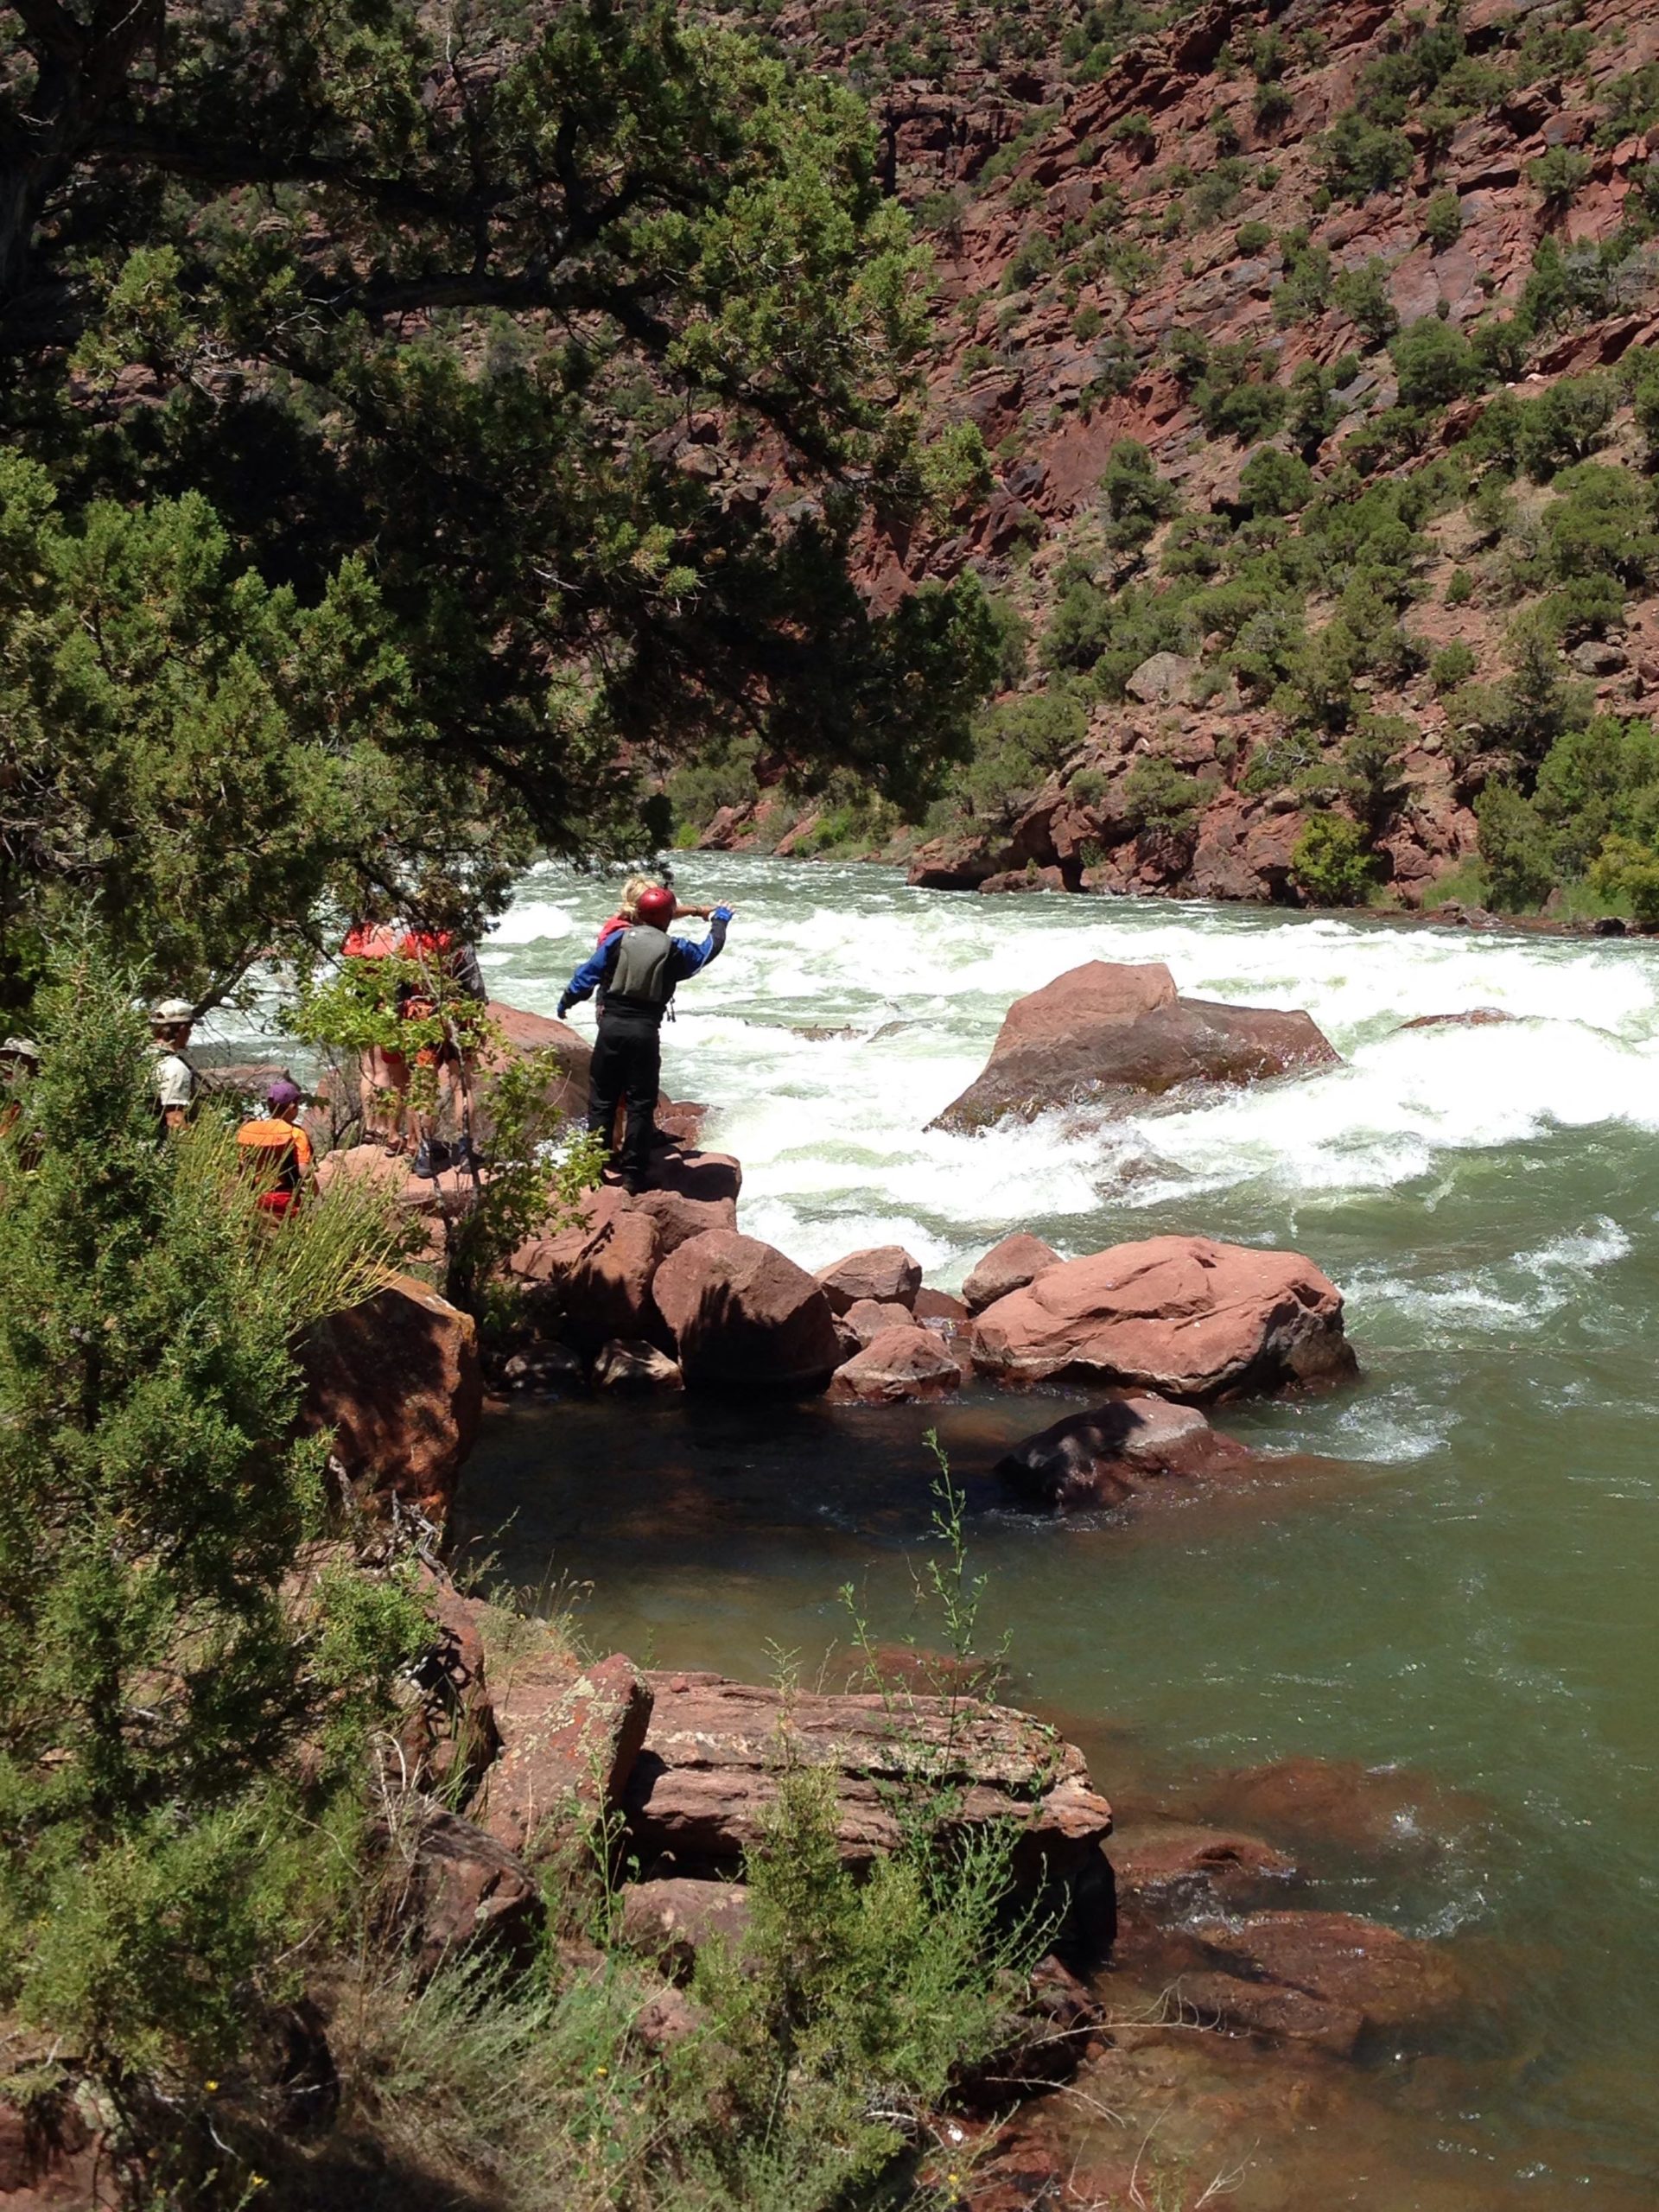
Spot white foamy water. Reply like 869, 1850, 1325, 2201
480, 858, 1659, 1286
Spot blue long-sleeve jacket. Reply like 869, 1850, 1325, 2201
558, 909, 731, 1019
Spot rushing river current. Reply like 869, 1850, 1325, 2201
424, 857, 1658, 2205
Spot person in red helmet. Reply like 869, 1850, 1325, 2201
557, 885, 734, 1192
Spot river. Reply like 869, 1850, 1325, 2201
455, 856, 1659, 2207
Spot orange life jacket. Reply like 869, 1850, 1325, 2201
235, 1118, 313, 1214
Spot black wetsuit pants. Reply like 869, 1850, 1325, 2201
587, 1007, 661, 1187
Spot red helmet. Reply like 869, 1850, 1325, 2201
634, 885, 676, 929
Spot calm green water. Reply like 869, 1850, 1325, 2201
451, 858, 1659, 2204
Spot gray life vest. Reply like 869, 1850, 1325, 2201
606, 925, 676, 1015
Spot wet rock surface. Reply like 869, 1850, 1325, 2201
969, 1235, 1356, 1398
936, 961, 1338, 1133
962, 1230, 1062, 1314
995, 1393, 1254, 1510
652, 1228, 843, 1391
829, 1322, 964, 1402
814, 1243, 924, 1313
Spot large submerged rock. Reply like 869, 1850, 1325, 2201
934, 960, 1338, 1132
996, 1393, 1254, 1510
969, 1235, 1354, 1399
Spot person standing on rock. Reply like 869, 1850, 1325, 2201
149, 1000, 198, 1132
557, 886, 733, 1193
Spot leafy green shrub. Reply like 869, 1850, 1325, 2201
1237, 445, 1314, 515
1111, 111, 1157, 157
1240, 728, 1323, 795
1390, 316, 1478, 409
1446, 567, 1475, 607
915, 188, 965, 238
1596, 61, 1659, 147
1003, 232, 1057, 292
1291, 812, 1374, 902
1542, 461, 1659, 585
1514, 374, 1618, 480
1432, 639, 1478, 693
1529, 145, 1593, 209
1540, 574, 1627, 643
1468, 315, 1528, 385
1320, 111, 1415, 202
1333, 257, 1401, 346
1272, 238, 1333, 327
1073, 301, 1104, 342
1192, 340, 1287, 440
1591, 834, 1659, 922
667, 734, 764, 832
957, 690, 1089, 824
1422, 189, 1464, 249
1100, 437, 1179, 548
1452, 609, 1593, 769
1254, 80, 1294, 131
1534, 715, 1659, 877
1341, 714, 1408, 830
1478, 780, 1559, 908
1120, 753, 1217, 834
1236, 219, 1273, 256
1190, 155, 1247, 227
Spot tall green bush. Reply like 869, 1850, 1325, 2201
0, 950, 414, 2081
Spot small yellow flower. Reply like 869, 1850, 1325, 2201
250, 2180, 267, 2194
594, 2064, 607, 2078
205, 2081, 219, 2094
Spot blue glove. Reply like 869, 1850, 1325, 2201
556, 995, 575, 1020
713, 905, 734, 924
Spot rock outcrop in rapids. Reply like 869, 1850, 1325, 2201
935, 958, 1338, 1131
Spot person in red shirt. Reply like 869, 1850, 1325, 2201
341, 918, 413, 1153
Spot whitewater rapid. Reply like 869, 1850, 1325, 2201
480, 855, 1659, 1274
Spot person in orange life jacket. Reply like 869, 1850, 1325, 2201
235, 1077, 315, 1217
557, 886, 734, 1193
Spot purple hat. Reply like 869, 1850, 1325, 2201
267, 1077, 303, 1112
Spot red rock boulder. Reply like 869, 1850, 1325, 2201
969, 1236, 1355, 1400
836, 1297, 914, 1353
995, 1393, 1254, 1510
829, 1324, 964, 1404
387, 1808, 542, 1980
652, 1230, 842, 1391
933, 960, 1338, 1131
815, 1244, 924, 1313
963, 1231, 1063, 1314
299, 1273, 482, 1519
480, 999, 592, 1122
624, 1673, 1113, 1908
477, 1650, 653, 1867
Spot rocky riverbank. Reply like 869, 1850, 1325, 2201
254, 946, 1584, 2209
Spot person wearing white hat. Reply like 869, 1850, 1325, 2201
149, 1000, 198, 1131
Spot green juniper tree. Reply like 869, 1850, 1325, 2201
0, 0, 1000, 1021
0, 947, 416, 2087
